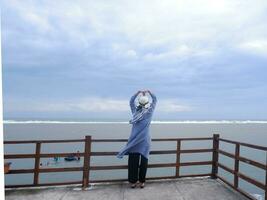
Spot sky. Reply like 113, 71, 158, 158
2, 0, 267, 120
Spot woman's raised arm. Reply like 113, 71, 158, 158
130, 91, 141, 114
147, 90, 157, 110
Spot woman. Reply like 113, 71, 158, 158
116, 90, 157, 188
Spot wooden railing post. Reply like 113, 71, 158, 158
175, 139, 181, 178
82, 135, 92, 189
234, 143, 240, 188
33, 142, 41, 185
212, 134, 219, 179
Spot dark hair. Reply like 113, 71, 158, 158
137, 105, 143, 110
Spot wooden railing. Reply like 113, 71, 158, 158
4, 134, 267, 200
216, 137, 267, 200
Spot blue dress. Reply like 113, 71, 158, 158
116, 92, 157, 159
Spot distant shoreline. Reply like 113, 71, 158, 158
4, 120, 267, 124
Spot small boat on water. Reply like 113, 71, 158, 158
64, 154, 80, 161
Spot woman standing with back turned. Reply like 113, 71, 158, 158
117, 90, 157, 188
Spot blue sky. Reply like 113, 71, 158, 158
2, 0, 267, 120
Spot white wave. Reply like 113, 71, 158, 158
152, 120, 267, 124
3, 120, 129, 124
3, 120, 267, 124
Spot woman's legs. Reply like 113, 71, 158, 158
139, 154, 148, 183
128, 152, 140, 183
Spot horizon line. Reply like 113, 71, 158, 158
3, 120, 267, 124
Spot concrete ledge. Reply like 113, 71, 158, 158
5, 177, 249, 200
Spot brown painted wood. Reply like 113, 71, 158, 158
5, 184, 36, 188
8, 161, 212, 175
180, 149, 213, 153
219, 138, 267, 151
4, 137, 212, 144
218, 163, 266, 190
8, 169, 35, 174
91, 137, 213, 142
212, 134, 219, 179
218, 163, 235, 174
237, 172, 265, 190
217, 175, 256, 200
5, 181, 83, 188
89, 174, 212, 183
176, 140, 181, 177
238, 155, 266, 170
5, 152, 85, 159
179, 173, 212, 178
39, 152, 85, 158
180, 161, 212, 166
4, 154, 35, 159
4, 139, 84, 144
4, 134, 267, 200
218, 149, 235, 159
218, 149, 266, 170
39, 167, 83, 173
90, 176, 177, 183
8, 167, 83, 174
90, 149, 213, 156
176, 137, 213, 141
5, 149, 213, 159
90, 150, 177, 156
82, 136, 91, 188
265, 153, 267, 200
89, 161, 212, 171
91, 139, 128, 142
234, 144, 240, 188
33, 142, 41, 185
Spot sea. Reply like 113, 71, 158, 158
3, 120, 267, 199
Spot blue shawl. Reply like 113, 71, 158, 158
116, 92, 157, 159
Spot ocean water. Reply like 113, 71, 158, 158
3, 121, 267, 199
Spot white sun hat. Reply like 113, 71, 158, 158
138, 95, 149, 105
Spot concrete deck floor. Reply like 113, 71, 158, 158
5, 178, 249, 200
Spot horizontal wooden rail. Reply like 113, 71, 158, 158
217, 162, 265, 190
4, 152, 85, 159
217, 139, 267, 200
89, 173, 212, 183
180, 149, 213, 153
4, 139, 85, 144
238, 172, 265, 190
217, 175, 256, 200
5, 154, 35, 159
4, 137, 213, 144
8, 169, 35, 174
5, 181, 83, 188
92, 137, 213, 142
6, 161, 212, 174
219, 138, 267, 151
5, 149, 212, 159
218, 150, 266, 170
90, 161, 212, 170
218, 162, 234, 174
8, 167, 84, 174
4, 134, 267, 200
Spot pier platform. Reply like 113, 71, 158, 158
5, 178, 249, 200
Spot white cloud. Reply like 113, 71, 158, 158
238, 40, 267, 56
157, 100, 192, 112
5, 97, 192, 113
5, 0, 267, 61
24, 12, 53, 33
